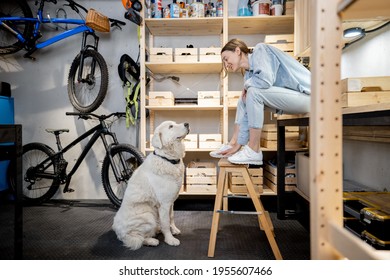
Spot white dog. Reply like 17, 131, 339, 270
112, 120, 189, 250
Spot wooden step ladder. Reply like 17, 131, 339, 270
207, 158, 283, 260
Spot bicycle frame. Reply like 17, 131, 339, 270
32, 120, 119, 192
0, 0, 99, 61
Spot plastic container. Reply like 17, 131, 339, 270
191, 0, 205, 18
0, 95, 15, 192
252, 0, 271, 16
170, 0, 180, 18
238, 0, 251, 16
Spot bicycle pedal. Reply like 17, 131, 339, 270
66, 188, 75, 193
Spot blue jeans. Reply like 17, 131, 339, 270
235, 86, 310, 145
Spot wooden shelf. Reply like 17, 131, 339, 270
145, 62, 222, 74
228, 15, 294, 35
145, 105, 223, 110
338, 0, 390, 21
145, 18, 223, 36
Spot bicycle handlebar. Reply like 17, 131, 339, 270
66, 112, 126, 120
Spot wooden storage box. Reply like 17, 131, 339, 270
265, 34, 294, 54
148, 91, 174, 106
341, 91, 390, 108
341, 76, 390, 93
183, 134, 198, 149
228, 91, 241, 107
261, 124, 303, 149
149, 48, 173, 63
263, 162, 296, 193
175, 48, 198, 63
186, 162, 217, 193
86, 9, 110, 32
285, 1, 295, 15
198, 134, 222, 149
199, 47, 221, 63
198, 91, 220, 106
229, 168, 263, 194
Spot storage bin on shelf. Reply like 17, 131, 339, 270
263, 160, 296, 193
148, 91, 174, 106
260, 124, 303, 149
199, 47, 221, 63
174, 48, 198, 63
183, 134, 198, 149
197, 91, 220, 106
186, 161, 217, 193
149, 48, 173, 63
264, 34, 294, 56
340, 76, 390, 108
228, 91, 241, 107
198, 134, 222, 149
229, 167, 263, 194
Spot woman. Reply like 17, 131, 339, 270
210, 38, 311, 165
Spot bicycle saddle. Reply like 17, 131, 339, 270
45, 129, 69, 134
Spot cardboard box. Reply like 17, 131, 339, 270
199, 47, 221, 63
149, 48, 173, 63
175, 48, 198, 63
198, 91, 220, 106
148, 91, 174, 106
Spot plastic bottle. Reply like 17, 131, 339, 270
155, 0, 163, 18
170, 0, 180, 18
191, 0, 204, 18
216, 0, 223, 17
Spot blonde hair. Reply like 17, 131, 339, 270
221, 38, 252, 77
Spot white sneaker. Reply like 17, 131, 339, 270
228, 145, 263, 165
209, 144, 232, 158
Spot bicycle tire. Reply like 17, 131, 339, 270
101, 144, 144, 208
67, 49, 109, 113
8, 142, 60, 205
0, 0, 34, 55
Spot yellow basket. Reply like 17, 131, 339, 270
86, 9, 110, 32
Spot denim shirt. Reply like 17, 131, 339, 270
244, 43, 311, 94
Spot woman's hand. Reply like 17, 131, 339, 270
241, 89, 247, 102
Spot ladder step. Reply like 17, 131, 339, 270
217, 210, 263, 215
223, 194, 251, 199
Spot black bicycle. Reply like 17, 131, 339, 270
8, 112, 144, 208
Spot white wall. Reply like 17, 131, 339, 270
341, 24, 390, 192
0, 0, 141, 199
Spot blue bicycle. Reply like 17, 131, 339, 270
0, 0, 126, 113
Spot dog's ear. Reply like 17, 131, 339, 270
151, 132, 163, 149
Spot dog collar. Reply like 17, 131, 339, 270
153, 151, 180, 165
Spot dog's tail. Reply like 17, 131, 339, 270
121, 234, 144, 250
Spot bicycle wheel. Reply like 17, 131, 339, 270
67, 49, 109, 113
0, 0, 34, 55
101, 144, 144, 208
8, 142, 60, 205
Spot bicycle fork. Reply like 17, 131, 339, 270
77, 31, 99, 84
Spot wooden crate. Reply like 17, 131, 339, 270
265, 34, 294, 54
198, 91, 220, 106
148, 91, 174, 106
228, 91, 241, 107
186, 162, 216, 194
229, 168, 263, 194
341, 91, 390, 107
285, 1, 295, 15
263, 162, 296, 193
199, 47, 221, 63
175, 48, 198, 63
261, 138, 304, 149
149, 48, 173, 63
341, 76, 390, 93
199, 134, 222, 149
183, 134, 198, 149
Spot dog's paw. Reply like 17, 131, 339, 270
143, 237, 159, 247
171, 225, 181, 235
165, 236, 180, 246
